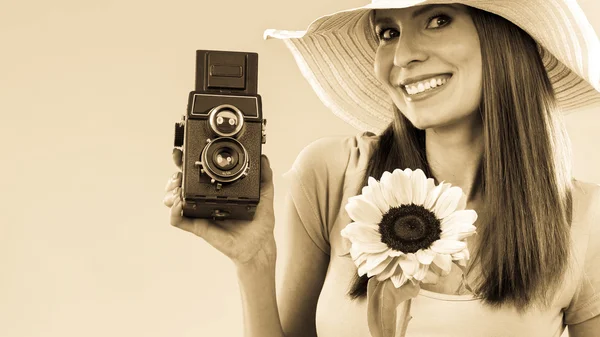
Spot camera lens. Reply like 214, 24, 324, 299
212, 147, 239, 171
201, 137, 248, 183
209, 105, 244, 137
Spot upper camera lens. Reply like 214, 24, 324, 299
209, 105, 244, 137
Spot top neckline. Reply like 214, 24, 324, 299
418, 288, 478, 302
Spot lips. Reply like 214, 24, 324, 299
397, 73, 453, 99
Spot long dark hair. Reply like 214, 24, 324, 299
347, 7, 573, 311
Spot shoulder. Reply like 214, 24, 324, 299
291, 131, 379, 176
283, 132, 379, 251
571, 179, 600, 231
564, 179, 600, 324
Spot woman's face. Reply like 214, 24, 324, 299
373, 5, 482, 130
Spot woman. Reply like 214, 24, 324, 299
163, 0, 600, 336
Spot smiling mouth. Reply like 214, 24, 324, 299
400, 74, 453, 97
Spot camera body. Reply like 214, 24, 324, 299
174, 50, 266, 220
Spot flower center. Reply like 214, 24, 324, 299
393, 215, 427, 241
378, 204, 441, 253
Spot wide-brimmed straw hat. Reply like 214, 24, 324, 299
264, 0, 600, 134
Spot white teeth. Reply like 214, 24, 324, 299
403, 76, 450, 95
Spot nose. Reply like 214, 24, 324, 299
393, 32, 428, 68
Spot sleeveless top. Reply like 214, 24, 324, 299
283, 132, 600, 337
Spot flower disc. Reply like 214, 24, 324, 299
379, 204, 441, 253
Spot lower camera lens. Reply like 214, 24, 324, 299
201, 137, 248, 183
212, 147, 239, 171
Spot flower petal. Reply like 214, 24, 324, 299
441, 224, 477, 241
430, 239, 467, 254
341, 222, 382, 244
352, 251, 369, 266
357, 259, 367, 274
440, 210, 478, 232
452, 248, 471, 262
411, 169, 429, 205
368, 255, 395, 278
376, 257, 400, 281
423, 181, 450, 210
359, 251, 389, 276
353, 241, 390, 254
391, 272, 409, 288
432, 186, 465, 219
379, 171, 399, 207
432, 253, 453, 275
392, 169, 412, 205
364, 177, 390, 214
398, 253, 419, 276
364, 249, 394, 270
415, 249, 436, 265
413, 263, 430, 281
345, 195, 383, 224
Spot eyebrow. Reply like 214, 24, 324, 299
374, 4, 457, 26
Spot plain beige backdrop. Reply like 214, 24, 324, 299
1, 1, 598, 336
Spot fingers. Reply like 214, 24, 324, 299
172, 148, 183, 169
260, 154, 274, 202
165, 171, 182, 192
260, 154, 273, 183
163, 186, 180, 208
163, 171, 182, 208
255, 155, 276, 224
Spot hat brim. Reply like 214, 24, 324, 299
265, 0, 600, 133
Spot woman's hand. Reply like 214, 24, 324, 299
163, 149, 277, 270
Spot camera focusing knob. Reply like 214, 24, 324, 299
194, 161, 208, 176
174, 121, 185, 147
261, 119, 267, 144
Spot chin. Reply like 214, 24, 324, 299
404, 114, 440, 130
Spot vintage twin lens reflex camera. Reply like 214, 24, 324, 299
173, 50, 266, 220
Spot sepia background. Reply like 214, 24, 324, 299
1, 0, 598, 336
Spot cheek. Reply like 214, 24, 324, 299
459, 49, 483, 103
374, 49, 394, 84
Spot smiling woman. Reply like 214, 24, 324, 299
165, 0, 600, 336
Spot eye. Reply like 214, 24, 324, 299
378, 28, 400, 41
426, 14, 452, 29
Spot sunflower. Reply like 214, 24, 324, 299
341, 168, 477, 288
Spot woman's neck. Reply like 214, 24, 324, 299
425, 118, 484, 203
